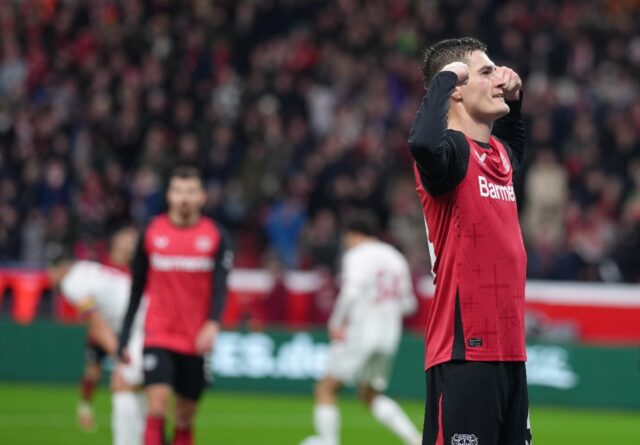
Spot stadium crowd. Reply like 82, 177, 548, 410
0, 0, 639, 283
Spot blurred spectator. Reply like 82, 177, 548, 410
0, 0, 637, 283
524, 149, 568, 278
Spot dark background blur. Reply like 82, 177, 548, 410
1, 0, 639, 283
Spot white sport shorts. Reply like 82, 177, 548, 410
325, 341, 395, 391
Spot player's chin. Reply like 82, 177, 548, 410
491, 102, 510, 119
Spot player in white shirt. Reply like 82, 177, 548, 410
71, 227, 138, 432
301, 213, 422, 445
48, 229, 146, 445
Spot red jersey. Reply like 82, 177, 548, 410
414, 135, 527, 369
142, 214, 226, 354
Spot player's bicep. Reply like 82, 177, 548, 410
417, 131, 470, 196
339, 255, 367, 297
60, 271, 96, 311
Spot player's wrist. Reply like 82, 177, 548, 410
203, 319, 220, 330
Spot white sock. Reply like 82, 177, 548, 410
313, 404, 340, 445
112, 391, 146, 445
371, 395, 421, 445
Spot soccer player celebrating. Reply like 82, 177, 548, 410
118, 166, 233, 445
408, 37, 531, 444
75, 226, 138, 432
301, 213, 421, 445
48, 226, 147, 445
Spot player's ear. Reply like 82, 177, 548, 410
198, 188, 207, 206
451, 87, 463, 102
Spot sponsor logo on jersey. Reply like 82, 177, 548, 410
474, 149, 487, 163
150, 253, 214, 272
499, 150, 511, 173
478, 175, 516, 202
153, 236, 170, 249
195, 235, 213, 252
451, 434, 478, 445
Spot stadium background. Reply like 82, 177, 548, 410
0, 0, 639, 444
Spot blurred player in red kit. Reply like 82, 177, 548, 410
118, 166, 234, 445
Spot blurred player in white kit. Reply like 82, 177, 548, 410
48, 227, 147, 445
301, 213, 422, 445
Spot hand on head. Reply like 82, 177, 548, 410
441, 62, 469, 86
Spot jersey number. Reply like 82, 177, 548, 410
375, 270, 400, 303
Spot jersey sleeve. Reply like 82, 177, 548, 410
492, 93, 525, 174
210, 225, 234, 321
328, 251, 365, 330
408, 71, 471, 196
60, 264, 97, 314
118, 232, 148, 356
398, 260, 418, 316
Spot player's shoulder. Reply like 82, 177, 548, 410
200, 216, 232, 242
372, 242, 410, 267
61, 261, 102, 292
348, 241, 393, 262
145, 214, 169, 232
445, 129, 471, 148
198, 215, 218, 231
69, 260, 125, 281
68, 260, 102, 276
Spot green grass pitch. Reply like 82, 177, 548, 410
0, 383, 638, 444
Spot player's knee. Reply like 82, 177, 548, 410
110, 367, 137, 393
313, 381, 324, 400
146, 386, 171, 416
85, 364, 101, 381
174, 411, 194, 429
357, 386, 376, 407
314, 378, 339, 403
174, 400, 197, 429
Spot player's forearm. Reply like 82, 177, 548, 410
118, 239, 147, 354
118, 276, 144, 353
492, 94, 525, 171
210, 228, 234, 321
402, 293, 418, 316
87, 312, 118, 355
210, 258, 232, 320
408, 71, 458, 172
328, 291, 354, 330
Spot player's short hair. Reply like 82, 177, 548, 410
422, 37, 487, 88
108, 224, 136, 243
45, 243, 75, 266
169, 165, 203, 183
343, 211, 380, 237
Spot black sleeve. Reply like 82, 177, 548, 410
408, 71, 471, 196
210, 226, 234, 321
118, 234, 148, 357
492, 93, 525, 173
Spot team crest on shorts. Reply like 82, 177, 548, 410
143, 353, 158, 371
451, 434, 478, 445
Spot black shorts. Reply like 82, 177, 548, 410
423, 361, 532, 445
84, 340, 108, 365
142, 347, 210, 401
